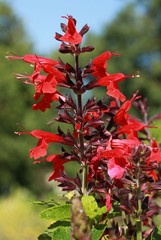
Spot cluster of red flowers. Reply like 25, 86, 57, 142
8, 15, 161, 238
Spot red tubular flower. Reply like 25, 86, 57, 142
46, 155, 69, 180
105, 192, 112, 212
32, 92, 65, 112
98, 72, 127, 85
114, 91, 141, 125
56, 15, 83, 45
108, 156, 127, 179
106, 81, 126, 102
92, 51, 137, 102
7, 52, 66, 111
111, 138, 140, 150
148, 140, 161, 163
6, 53, 58, 66
92, 51, 112, 78
17, 129, 66, 159
119, 117, 145, 134
30, 138, 49, 159
33, 154, 69, 180
92, 51, 120, 78
101, 149, 129, 179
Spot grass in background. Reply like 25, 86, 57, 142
0, 188, 51, 240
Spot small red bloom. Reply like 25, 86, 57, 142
32, 92, 65, 112
114, 91, 141, 125
7, 52, 66, 111
30, 138, 48, 159
106, 81, 126, 102
47, 155, 69, 181
105, 192, 112, 212
6, 53, 58, 66
17, 129, 66, 159
101, 149, 129, 179
33, 154, 69, 180
148, 140, 161, 163
92, 51, 112, 78
56, 15, 83, 45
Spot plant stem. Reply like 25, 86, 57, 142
75, 54, 88, 196
136, 200, 142, 240
136, 178, 142, 240
78, 94, 88, 196
122, 210, 128, 238
82, 162, 88, 196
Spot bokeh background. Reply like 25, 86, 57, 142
0, 0, 161, 239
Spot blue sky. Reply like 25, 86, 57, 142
10, 0, 131, 54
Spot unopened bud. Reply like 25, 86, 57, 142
71, 198, 91, 240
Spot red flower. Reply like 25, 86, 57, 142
92, 51, 134, 102
105, 192, 112, 212
148, 140, 161, 163
98, 72, 127, 85
55, 15, 82, 45
101, 149, 129, 179
106, 81, 126, 102
114, 91, 141, 125
32, 92, 65, 112
7, 53, 66, 111
17, 129, 66, 159
46, 155, 69, 181
34, 154, 69, 180
92, 51, 113, 78
111, 138, 140, 151
119, 117, 145, 134
6, 53, 58, 66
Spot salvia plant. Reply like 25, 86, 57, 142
7, 15, 161, 240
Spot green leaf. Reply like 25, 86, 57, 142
92, 224, 107, 240
38, 221, 70, 240
146, 225, 161, 240
106, 202, 121, 219
52, 225, 71, 240
33, 196, 69, 208
40, 204, 71, 221
38, 233, 52, 240
81, 196, 107, 220
81, 196, 98, 219
97, 206, 107, 215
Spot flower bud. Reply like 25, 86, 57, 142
71, 198, 91, 240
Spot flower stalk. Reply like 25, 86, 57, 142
136, 178, 142, 240
8, 14, 161, 240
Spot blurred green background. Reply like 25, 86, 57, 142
0, 0, 161, 239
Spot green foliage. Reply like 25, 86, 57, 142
51, 224, 71, 240
33, 197, 67, 208
38, 196, 107, 240
38, 220, 106, 240
146, 225, 161, 240
106, 204, 121, 220
38, 221, 71, 240
91, 225, 107, 240
40, 204, 71, 221
81, 195, 107, 219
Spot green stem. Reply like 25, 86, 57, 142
122, 210, 128, 238
82, 163, 88, 196
136, 178, 142, 240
